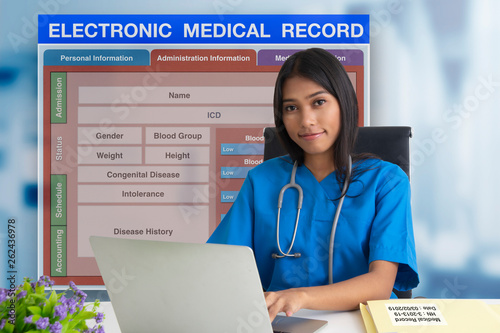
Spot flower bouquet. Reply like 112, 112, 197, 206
0, 276, 104, 333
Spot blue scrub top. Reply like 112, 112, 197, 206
208, 156, 419, 294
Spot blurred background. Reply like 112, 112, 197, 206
1, 0, 499, 299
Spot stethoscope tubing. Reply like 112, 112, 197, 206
328, 155, 351, 284
273, 156, 352, 284
274, 160, 303, 259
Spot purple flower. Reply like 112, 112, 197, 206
49, 321, 63, 333
36, 275, 55, 288
36, 276, 46, 287
69, 281, 77, 290
54, 303, 68, 320
24, 315, 34, 324
36, 317, 50, 330
17, 290, 27, 299
0, 319, 6, 330
0, 288, 7, 303
84, 325, 105, 333
36, 276, 49, 287
95, 312, 104, 323
67, 298, 78, 314
77, 289, 87, 300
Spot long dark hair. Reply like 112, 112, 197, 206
273, 48, 360, 190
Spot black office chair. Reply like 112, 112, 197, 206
263, 126, 413, 298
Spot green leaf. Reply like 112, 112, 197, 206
48, 290, 58, 305
15, 302, 27, 315
27, 305, 42, 315
73, 310, 97, 321
3, 321, 15, 333
59, 316, 70, 325
28, 293, 48, 303
73, 321, 90, 330
14, 310, 27, 332
35, 283, 45, 294
42, 291, 57, 317
65, 319, 79, 330
23, 280, 32, 291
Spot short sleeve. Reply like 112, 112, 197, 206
207, 175, 255, 248
368, 166, 419, 291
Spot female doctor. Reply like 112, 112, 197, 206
208, 48, 419, 321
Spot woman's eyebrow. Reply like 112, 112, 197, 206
307, 90, 329, 99
283, 90, 328, 103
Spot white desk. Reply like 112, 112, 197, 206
94, 300, 500, 333
94, 302, 365, 332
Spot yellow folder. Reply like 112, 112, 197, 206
360, 299, 500, 333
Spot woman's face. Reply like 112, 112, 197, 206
281, 75, 341, 163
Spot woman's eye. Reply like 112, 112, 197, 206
284, 105, 297, 112
314, 99, 326, 106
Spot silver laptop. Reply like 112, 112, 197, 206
90, 236, 328, 333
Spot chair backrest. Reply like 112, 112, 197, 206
263, 126, 412, 180
263, 126, 413, 298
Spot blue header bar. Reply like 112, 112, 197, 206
38, 14, 369, 44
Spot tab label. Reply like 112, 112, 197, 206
51, 72, 66, 123
51, 174, 67, 225
51, 226, 67, 276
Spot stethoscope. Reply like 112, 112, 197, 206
272, 155, 352, 284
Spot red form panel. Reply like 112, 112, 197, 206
42, 49, 364, 285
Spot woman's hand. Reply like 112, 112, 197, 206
264, 288, 307, 321
263, 260, 399, 321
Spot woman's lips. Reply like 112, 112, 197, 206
299, 131, 324, 141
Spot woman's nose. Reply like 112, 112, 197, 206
300, 107, 316, 127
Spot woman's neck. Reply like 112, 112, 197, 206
304, 153, 336, 183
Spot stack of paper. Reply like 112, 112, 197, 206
360, 299, 500, 332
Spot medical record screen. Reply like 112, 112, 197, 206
38, 14, 370, 285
